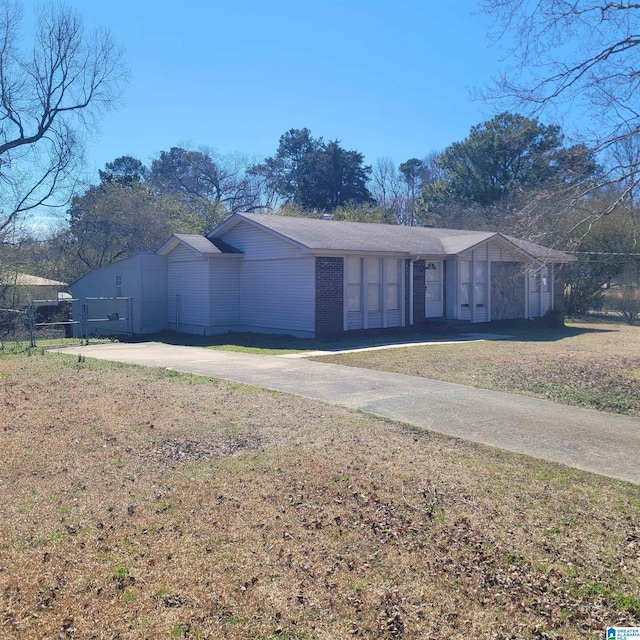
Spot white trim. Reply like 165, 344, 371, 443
382, 259, 388, 328
343, 258, 349, 332
362, 258, 369, 330
451, 258, 458, 318
486, 243, 492, 321
409, 259, 415, 326
400, 260, 406, 327
539, 267, 544, 316
471, 249, 476, 323
206, 258, 212, 327
424, 260, 444, 318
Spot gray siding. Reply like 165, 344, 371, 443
237, 257, 315, 335
221, 220, 304, 260
210, 260, 240, 327
488, 243, 521, 263
167, 257, 209, 328
140, 256, 168, 332
72, 253, 166, 336
387, 309, 401, 326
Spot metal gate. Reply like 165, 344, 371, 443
23, 296, 134, 344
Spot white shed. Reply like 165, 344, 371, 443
72, 253, 167, 337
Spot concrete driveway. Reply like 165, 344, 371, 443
52, 342, 640, 484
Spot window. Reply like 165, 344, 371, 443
531, 270, 541, 293
346, 258, 361, 312
460, 260, 471, 308
385, 259, 400, 311
365, 258, 381, 312
542, 268, 551, 293
115, 275, 122, 297
460, 285, 470, 307
474, 261, 487, 308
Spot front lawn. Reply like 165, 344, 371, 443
314, 320, 640, 416
0, 351, 638, 639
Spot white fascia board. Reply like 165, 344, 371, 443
156, 237, 183, 256
206, 213, 243, 238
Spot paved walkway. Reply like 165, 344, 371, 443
52, 342, 640, 484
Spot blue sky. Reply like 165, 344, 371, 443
21, 0, 508, 179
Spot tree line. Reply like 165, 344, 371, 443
3, 112, 639, 321
0, 0, 638, 322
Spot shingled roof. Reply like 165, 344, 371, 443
0, 272, 68, 287
210, 213, 574, 262
157, 234, 242, 256
503, 235, 576, 262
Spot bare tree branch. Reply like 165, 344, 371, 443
0, 1, 126, 234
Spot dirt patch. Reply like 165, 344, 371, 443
144, 435, 262, 466
0, 352, 638, 639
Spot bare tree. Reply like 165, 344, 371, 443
371, 154, 447, 226
482, 1, 640, 208
370, 157, 401, 210
0, 1, 126, 234
150, 146, 265, 227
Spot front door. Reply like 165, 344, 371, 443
425, 261, 443, 318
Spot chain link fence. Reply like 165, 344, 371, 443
0, 297, 132, 351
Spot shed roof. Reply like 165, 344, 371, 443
210, 213, 574, 262
0, 272, 68, 287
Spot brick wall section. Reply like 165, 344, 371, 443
315, 257, 344, 337
404, 259, 426, 326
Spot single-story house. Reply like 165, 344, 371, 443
72, 213, 574, 338
0, 271, 69, 309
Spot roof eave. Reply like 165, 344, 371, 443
156, 236, 188, 256
500, 233, 576, 264
309, 249, 414, 258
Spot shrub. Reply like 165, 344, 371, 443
608, 284, 640, 325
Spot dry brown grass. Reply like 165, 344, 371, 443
316, 320, 640, 416
0, 351, 639, 640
